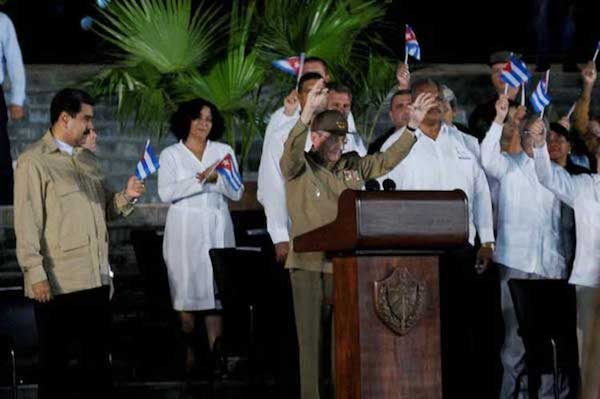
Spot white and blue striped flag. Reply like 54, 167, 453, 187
135, 139, 160, 180
405, 25, 421, 62
216, 153, 242, 191
530, 79, 551, 114
501, 55, 532, 87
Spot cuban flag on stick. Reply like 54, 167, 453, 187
404, 25, 421, 63
501, 55, 532, 91
216, 153, 242, 191
530, 71, 551, 117
135, 139, 160, 180
272, 53, 305, 77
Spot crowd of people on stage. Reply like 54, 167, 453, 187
4, 7, 599, 393
253, 53, 600, 398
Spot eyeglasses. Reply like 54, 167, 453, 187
318, 132, 347, 146
325, 135, 347, 145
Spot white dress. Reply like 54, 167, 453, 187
158, 140, 244, 310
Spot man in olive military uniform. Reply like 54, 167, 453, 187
280, 79, 436, 398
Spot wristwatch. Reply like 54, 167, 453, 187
481, 242, 495, 251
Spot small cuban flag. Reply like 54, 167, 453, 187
272, 53, 305, 77
134, 139, 160, 180
530, 79, 551, 114
501, 55, 532, 88
405, 25, 421, 62
216, 153, 242, 191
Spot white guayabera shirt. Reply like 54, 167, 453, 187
481, 122, 567, 277
534, 144, 600, 287
378, 123, 494, 246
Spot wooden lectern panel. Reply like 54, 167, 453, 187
293, 189, 468, 399
294, 190, 468, 253
335, 255, 442, 399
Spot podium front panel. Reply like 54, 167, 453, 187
334, 255, 442, 399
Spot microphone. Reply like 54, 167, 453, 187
364, 179, 380, 191
382, 178, 396, 191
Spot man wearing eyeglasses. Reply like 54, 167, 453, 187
377, 77, 496, 397
280, 79, 432, 399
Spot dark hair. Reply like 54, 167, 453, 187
410, 78, 442, 98
327, 82, 352, 96
549, 122, 575, 143
304, 56, 329, 72
169, 98, 224, 142
389, 89, 411, 110
50, 88, 96, 125
298, 72, 323, 92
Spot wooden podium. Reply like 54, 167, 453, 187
294, 189, 468, 399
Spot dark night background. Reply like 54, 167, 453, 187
1, 0, 599, 66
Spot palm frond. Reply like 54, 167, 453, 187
83, 62, 175, 137
94, 0, 226, 74
174, 1, 265, 163
257, 0, 385, 74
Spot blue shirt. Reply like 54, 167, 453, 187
0, 12, 25, 106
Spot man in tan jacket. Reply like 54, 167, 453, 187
280, 79, 435, 398
13, 88, 145, 398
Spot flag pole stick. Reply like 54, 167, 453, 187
404, 49, 408, 65
295, 53, 305, 91
521, 84, 525, 106
593, 48, 599, 63
504, 85, 508, 95
566, 102, 576, 119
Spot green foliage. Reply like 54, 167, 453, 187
175, 1, 266, 166
94, 0, 224, 74
86, 0, 394, 169
352, 53, 398, 144
256, 0, 384, 80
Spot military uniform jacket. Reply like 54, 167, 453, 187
280, 119, 416, 273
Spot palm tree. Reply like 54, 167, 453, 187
256, 0, 385, 80
85, 0, 225, 135
176, 0, 266, 168
86, 0, 393, 169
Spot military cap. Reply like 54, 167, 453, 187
311, 110, 349, 135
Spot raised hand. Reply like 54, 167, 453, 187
494, 94, 510, 124
407, 92, 437, 129
581, 61, 597, 89
300, 79, 328, 125
396, 63, 411, 90
283, 89, 299, 116
528, 119, 547, 148
558, 116, 571, 131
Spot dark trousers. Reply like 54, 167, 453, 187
34, 286, 112, 399
0, 85, 12, 205
440, 245, 503, 398
261, 244, 300, 399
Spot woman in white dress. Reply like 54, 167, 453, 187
158, 98, 244, 374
